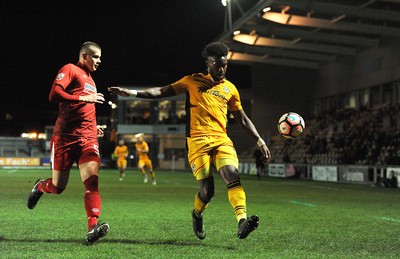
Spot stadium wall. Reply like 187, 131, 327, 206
241, 44, 400, 142
317, 44, 400, 98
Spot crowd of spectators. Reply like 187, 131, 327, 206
270, 102, 400, 166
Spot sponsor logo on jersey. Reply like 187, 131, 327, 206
92, 208, 100, 213
83, 83, 97, 94
207, 89, 228, 101
93, 144, 100, 156
56, 73, 65, 81
191, 163, 196, 172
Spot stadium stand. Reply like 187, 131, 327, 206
0, 137, 47, 158
269, 102, 400, 166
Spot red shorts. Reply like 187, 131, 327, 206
50, 135, 101, 171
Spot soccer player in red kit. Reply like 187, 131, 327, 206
27, 41, 109, 245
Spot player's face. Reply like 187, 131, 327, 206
206, 56, 228, 81
83, 47, 101, 72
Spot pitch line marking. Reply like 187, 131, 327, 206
289, 200, 317, 207
7, 169, 18, 174
380, 217, 400, 223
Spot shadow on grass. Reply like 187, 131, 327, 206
0, 236, 235, 250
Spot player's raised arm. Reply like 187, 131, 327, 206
108, 85, 176, 99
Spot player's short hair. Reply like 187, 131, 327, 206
80, 41, 101, 55
202, 42, 229, 58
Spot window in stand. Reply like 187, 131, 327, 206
125, 100, 151, 124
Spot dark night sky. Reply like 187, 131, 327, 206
0, 0, 251, 136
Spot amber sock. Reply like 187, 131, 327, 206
227, 180, 247, 222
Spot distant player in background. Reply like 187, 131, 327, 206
27, 41, 109, 245
114, 139, 129, 181
253, 148, 265, 180
135, 133, 156, 185
109, 42, 270, 240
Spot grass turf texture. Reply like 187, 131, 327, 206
0, 168, 400, 258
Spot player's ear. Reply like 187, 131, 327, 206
205, 60, 211, 74
206, 56, 213, 67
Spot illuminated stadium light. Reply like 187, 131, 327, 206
233, 34, 258, 45
221, 0, 227, 7
233, 30, 240, 36
263, 7, 271, 13
108, 101, 117, 109
227, 51, 234, 60
21, 132, 45, 139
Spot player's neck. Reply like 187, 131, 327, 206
77, 62, 91, 74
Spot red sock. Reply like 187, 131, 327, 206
38, 178, 64, 194
84, 175, 101, 230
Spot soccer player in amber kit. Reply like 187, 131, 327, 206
114, 139, 129, 181
109, 42, 270, 239
27, 41, 109, 244
135, 133, 156, 185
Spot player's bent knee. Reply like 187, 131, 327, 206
83, 175, 99, 192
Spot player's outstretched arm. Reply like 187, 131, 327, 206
108, 85, 176, 99
231, 109, 271, 163
107, 86, 131, 97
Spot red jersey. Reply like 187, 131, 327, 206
49, 62, 98, 138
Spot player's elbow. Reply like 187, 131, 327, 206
49, 85, 61, 102
49, 92, 57, 102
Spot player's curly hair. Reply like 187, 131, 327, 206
202, 42, 229, 58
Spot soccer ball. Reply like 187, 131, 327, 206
278, 112, 305, 139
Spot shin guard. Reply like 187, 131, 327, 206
84, 175, 101, 230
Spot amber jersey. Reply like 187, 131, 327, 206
135, 141, 150, 160
114, 145, 128, 159
171, 73, 242, 137
50, 63, 98, 138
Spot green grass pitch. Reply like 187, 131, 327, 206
1, 168, 400, 258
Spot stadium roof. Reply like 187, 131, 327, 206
216, 0, 400, 69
